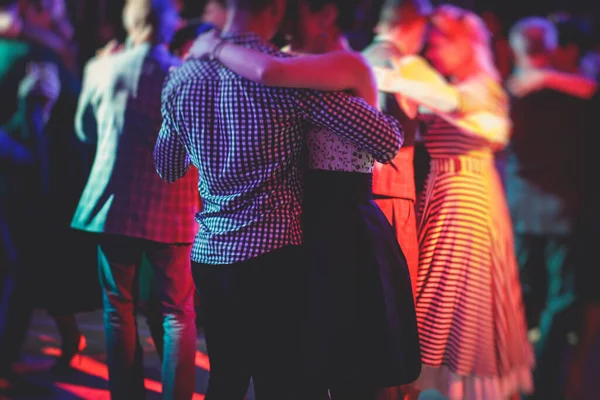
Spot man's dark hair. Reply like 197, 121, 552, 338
169, 21, 216, 54
303, 0, 362, 32
227, 0, 274, 13
0, 0, 18, 8
378, 0, 432, 27
509, 17, 557, 57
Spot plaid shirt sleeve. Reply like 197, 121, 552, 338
154, 80, 191, 183
295, 90, 403, 163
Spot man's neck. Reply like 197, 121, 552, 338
223, 9, 271, 42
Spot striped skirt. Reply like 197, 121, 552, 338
414, 156, 534, 400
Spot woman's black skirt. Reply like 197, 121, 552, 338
302, 170, 421, 388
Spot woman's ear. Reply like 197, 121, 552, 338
319, 3, 338, 31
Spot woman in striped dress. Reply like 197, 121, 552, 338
375, 5, 534, 399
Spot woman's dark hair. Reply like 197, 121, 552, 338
169, 21, 216, 54
303, 0, 362, 32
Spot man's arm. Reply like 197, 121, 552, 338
153, 88, 191, 183
295, 89, 403, 163
363, 43, 418, 118
507, 69, 598, 99
74, 60, 99, 143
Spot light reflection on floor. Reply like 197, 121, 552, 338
8, 309, 219, 399
5, 309, 600, 399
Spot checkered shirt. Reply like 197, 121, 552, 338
72, 44, 201, 244
154, 32, 403, 265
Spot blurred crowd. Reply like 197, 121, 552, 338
1, 0, 599, 399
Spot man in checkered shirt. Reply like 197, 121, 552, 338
71, 1, 200, 398
154, 0, 403, 397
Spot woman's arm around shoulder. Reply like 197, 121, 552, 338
187, 31, 376, 104
450, 75, 511, 148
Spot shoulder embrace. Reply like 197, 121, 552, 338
341, 51, 373, 80
459, 75, 509, 114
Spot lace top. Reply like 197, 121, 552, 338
306, 125, 374, 173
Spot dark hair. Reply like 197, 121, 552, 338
302, 0, 362, 32
555, 18, 592, 53
0, 0, 18, 7
169, 21, 216, 54
227, 0, 274, 13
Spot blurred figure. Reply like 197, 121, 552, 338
507, 18, 597, 399
581, 22, 600, 80
364, 3, 432, 397
568, 86, 600, 400
201, 0, 227, 30
507, 17, 596, 400
17, 0, 77, 71
1, 0, 97, 376
480, 9, 512, 80
374, 4, 534, 399
363, 0, 432, 301
0, 0, 61, 392
0, 70, 60, 396
0, 0, 73, 59
71, 0, 200, 398
368, 0, 433, 208
479, 9, 512, 183
551, 16, 592, 73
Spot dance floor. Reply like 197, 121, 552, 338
2, 309, 599, 399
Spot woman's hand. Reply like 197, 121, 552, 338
185, 29, 221, 60
373, 66, 396, 93
96, 39, 123, 58
506, 69, 547, 97
0, 11, 22, 38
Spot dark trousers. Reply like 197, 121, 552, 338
0, 266, 34, 377
98, 234, 196, 400
0, 198, 36, 377
192, 245, 309, 400
516, 233, 578, 399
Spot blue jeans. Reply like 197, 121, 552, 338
98, 234, 196, 400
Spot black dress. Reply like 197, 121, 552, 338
302, 169, 421, 389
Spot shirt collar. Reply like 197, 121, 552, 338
221, 31, 269, 46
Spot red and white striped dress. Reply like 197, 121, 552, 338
414, 77, 534, 400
